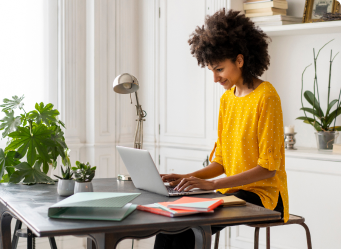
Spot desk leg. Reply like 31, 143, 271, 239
0, 211, 12, 249
192, 226, 212, 249
87, 238, 96, 249
87, 227, 195, 249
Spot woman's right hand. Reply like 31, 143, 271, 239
160, 174, 189, 187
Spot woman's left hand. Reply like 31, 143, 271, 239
174, 176, 216, 192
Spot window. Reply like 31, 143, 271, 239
0, 1, 58, 146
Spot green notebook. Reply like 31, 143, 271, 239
48, 192, 140, 221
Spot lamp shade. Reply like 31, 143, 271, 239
113, 73, 139, 94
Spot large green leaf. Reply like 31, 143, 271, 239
49, 126, 67, 159
299, 108, 324, 120
326, 99, 338, 117
0, 149, 5, 181
0, 111, 21, 138
7, 125, 53, 165
4, 151, 21, 166
326, 108, 341, 126
35, 157, 51, 174
296, 116, 321, 126
303, 120, 322, 131
0, 150, 21, 183
9, 162, 54, 185
0, 174, 10, 183
0, 95, 24, 112
6, 166, 15, 176
28, 103, 59, 126
304, 91, 324, 117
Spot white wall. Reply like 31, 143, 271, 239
268, 34, 341, 147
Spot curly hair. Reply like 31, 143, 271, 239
188, 9, 271, 89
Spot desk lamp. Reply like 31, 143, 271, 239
113, 73, 147, 149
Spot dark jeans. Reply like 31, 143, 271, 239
153, 190, 284, 249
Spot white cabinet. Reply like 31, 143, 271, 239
230, 152, 341, 249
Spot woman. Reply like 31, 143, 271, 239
154, 9, 288, 249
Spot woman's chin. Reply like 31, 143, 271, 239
223, 83, 233, 90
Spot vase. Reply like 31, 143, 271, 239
74, 182, 93, 194
57, 179, 75, 196
315, 131, 339, 150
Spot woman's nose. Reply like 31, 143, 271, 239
213, 73, 220, 83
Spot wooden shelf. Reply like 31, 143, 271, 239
285, 146, 341, 162
261, 20, 341, 37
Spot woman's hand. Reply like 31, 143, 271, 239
174, 176, 216, 192
160, 174, 189, 187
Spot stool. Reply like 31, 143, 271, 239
12, 219, 58, 249
214, 214, 312, 249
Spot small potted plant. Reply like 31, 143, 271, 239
72, 161, 96, 193
54, 165, 74, 196
297, 39, 341, 150
54, 149, 74, 196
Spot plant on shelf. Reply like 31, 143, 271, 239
297, 39, 341, 149
0, 95, 68, 184
72, 161, 96, 183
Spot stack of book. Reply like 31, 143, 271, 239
244, 0, 302, 26
137, 196, 246, 217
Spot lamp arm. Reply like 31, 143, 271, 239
134, 91, 146, 119
133, 91, 146, 149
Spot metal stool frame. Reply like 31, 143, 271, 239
12, 219, 58, 249
214, 214, 312, 249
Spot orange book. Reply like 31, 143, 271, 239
137, 204, 207, 217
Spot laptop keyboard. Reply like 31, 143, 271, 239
166, 186, 192, 194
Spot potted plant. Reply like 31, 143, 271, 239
54, 149, 74, 196
54, 165, 74, 196
0, 96, 68, 184
297, 40, 341, 150
72, 161, 96, 193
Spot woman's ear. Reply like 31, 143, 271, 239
236, 54, 244, 68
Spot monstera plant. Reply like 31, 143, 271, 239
0, 95, 68, 184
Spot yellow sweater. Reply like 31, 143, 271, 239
212, 82, 289, 222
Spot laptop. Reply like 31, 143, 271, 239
116, 146, 214, 196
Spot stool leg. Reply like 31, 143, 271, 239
214, 231, 220, 249
48, 237, 58, 249
300, 223, 312, 249
254, 227, 260, 249
12, 220, 22, 249
27, 228, 33, 249
266, 227, 270, 249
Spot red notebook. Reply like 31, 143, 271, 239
167, 197, 223, 212
137, 204, 204, 217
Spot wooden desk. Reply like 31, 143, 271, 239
0, 178, 281, 249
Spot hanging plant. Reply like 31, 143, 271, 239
0, 95, 68, 184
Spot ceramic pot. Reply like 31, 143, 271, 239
57, 179, 75, 196
74, 182, 93, 194
315, 131, 339, 150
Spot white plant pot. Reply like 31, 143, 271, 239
74, 182, 93, 194
57, 179, 75, 196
